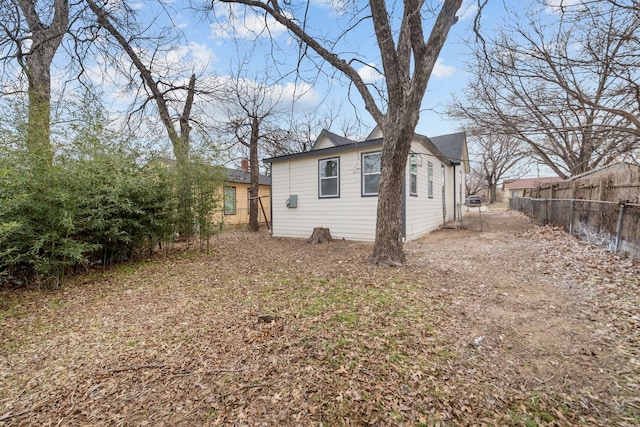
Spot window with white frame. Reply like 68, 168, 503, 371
427, 162, 434, 198
362, 151, 381, 196
410, 154, 418, 196
319, 157, 339, 198
224, 186, 236, 214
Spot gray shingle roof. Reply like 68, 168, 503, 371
428, 132, 466, 164
264, 128, 467, 166
310, 129, 357, 149
224, 168, 271, 186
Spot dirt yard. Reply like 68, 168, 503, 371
1, 210, 639, 426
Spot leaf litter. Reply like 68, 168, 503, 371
0, 210, 638, 426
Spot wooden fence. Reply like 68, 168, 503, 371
512, 163, 640, 259
510, 198, 640, 259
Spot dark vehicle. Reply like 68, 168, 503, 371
465, 195, 482, 206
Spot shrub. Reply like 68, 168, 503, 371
0, 148, 175, 287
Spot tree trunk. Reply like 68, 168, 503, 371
25, 62, 52, 165
87, 0, 196, 236
369, 116, 417, 266
307, 227, 332, 244
17, 0, 69, 166
175, 74, 196, 237
248, 117, 260, 232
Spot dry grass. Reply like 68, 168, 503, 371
1, 211, 638, 426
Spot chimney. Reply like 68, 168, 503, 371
241, 158, 249, 172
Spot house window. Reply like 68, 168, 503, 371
428, 162, 434, 198
224, 186, 236, 214
319, 157, 339, 198
410, 154, 418, 196
362, 151, 381, 196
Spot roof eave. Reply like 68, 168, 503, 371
264, 139, 384, 163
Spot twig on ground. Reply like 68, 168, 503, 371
0, 408, 34, 422
206, 367, 249, 375
534, 375, 555, 384
173, 367, 249, 377
96, 363, 165, 375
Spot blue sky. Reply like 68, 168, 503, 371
111, 0, 506, 140
203, 0, 487, 138
184, 0, 577, 139
46, 0, 573, 145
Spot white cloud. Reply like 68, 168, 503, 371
201, 75, 321, 113
278, 81, 320, 109
432, 58, 456, 78
357, 63, 384, 83
309, 0, 349, 16
164, 42, 216, 71
456, 0, 478, 21
545, 0, 582, 14
211, 4, 288, 40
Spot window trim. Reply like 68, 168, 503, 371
318, 157, 340, 199
410, 153, 418, 196
224, 186, 236, 215
362, 150, 382, 197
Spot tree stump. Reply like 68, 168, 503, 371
307, 227, 332, 244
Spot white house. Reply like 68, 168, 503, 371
263, 127, 469, 242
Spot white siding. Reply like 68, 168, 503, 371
368, 128, 384, 139
271, 137, 465, 242
404, 140, 448, 241
313, 135, 335, 150
271, 149, 379, 241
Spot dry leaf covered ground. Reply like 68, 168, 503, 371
1, 210, 639, 426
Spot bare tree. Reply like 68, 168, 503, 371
465, 162, 484, 199
85, 0, 201, 235
85, 0, 196, 167
216, 71, 284, 232
0, 0, 69, 165
466, 130, 531, 202
452, 0, 639, 179
263, 107, 365, 158
209, 0, 465, 266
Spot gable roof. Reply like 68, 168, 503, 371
264, 127, 467, 166
363, 126, 466, 165
502, 177, 561, 190
224, 168, 271, 186
429, 132, 466, 164
263, 138, 384, 163
311, 129, 356, 149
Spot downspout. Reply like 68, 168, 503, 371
402, 172, 406, 240
269, 162, 275, 236
269, 188, 273, 235
453, 164, 457, 220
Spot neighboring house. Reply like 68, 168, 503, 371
263, 127, 469, 242
144, 156, 271, 228
502, 177, 562, 200
222, 160, 272, 227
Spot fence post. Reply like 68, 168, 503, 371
615, 203, 625, 253
529, 198, 534, 223
569, 198, 574, 235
